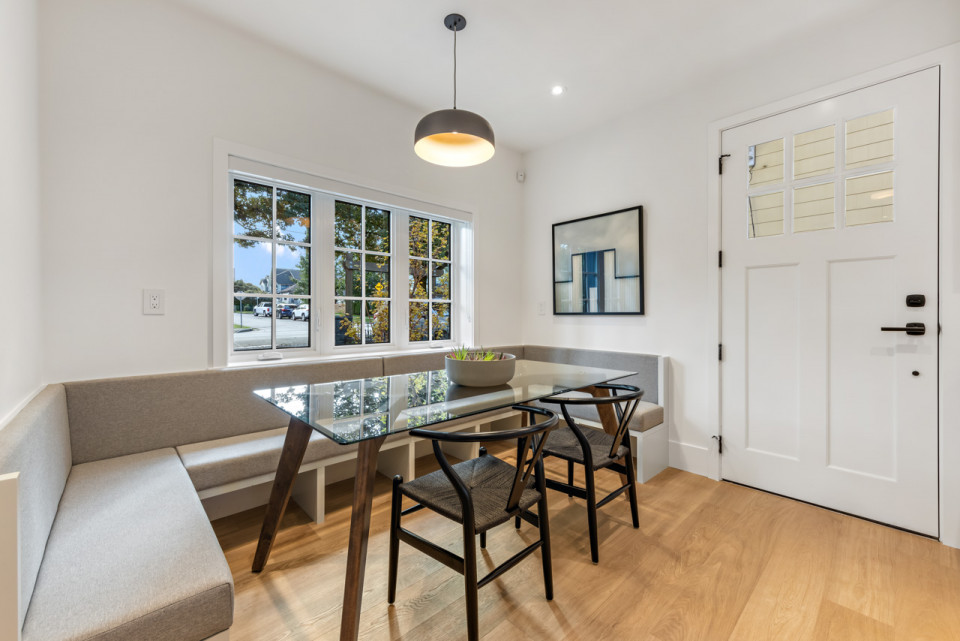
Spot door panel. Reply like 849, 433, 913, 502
720, 68, 939, 535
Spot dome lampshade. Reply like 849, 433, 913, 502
414, 14, 495, 167
414, 108, 495, 167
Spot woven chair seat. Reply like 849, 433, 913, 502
541, 425, 628, 469
401, 455, 541, 533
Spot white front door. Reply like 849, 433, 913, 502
720, 68, 940, 535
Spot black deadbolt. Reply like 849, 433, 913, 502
913, 371, 920, 376
906, 294, 926, 307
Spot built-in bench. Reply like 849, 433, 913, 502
0, 345, 666, 641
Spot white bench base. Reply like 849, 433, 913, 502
197, 410, 518, 523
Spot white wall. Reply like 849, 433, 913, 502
520, 8, 960, 479
0, 0, 43, 425
38, 0, 525, 383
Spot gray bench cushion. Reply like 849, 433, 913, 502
532, 390, 664, 433
177, 426, 359, 491
524, 346, 660, 404
21, 449, 233, 641
65, 358, 383, 464
0, 384, 72, 630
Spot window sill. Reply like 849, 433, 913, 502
220, 345, 452, 370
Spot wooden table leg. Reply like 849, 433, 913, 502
340, 435, 387, 641
252, 417, 313, 572
583, 386, 629, 485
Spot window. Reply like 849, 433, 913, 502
232, 179, 311, 352
334, 201, 392, 346
221, 154, 472, 364
409, 216, 452, 342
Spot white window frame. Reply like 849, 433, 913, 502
212, 140, 475, 367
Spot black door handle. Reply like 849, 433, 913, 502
881, 322, 925, 336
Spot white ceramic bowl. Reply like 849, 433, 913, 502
444, 353, 516, 387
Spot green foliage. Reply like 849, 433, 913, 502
447, 347, 505, 361
233, 279, 263, 294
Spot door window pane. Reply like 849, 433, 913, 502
794, 182, 835, 233
233, 180, 272, 238
794, 125, 835, 180
748, 139, 784, 187
748, 191, 784, 238
846, 172, 894, 226
846, 109, 894, 169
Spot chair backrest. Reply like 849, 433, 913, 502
540, 383, 643, 459
410, 405, 559, 515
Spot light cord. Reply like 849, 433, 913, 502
452, 26, 457, 109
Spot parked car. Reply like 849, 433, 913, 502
253, 302, 272, 317
276, 304, 296, 319
293, 304, 310, 321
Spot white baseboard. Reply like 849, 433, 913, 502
668, 440, 717, 480
0, 385, 45, 433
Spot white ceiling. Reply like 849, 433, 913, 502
171, 0, 950, 152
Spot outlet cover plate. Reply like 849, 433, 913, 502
143, 289, 165, 315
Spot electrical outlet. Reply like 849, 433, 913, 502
143, 289, 165, 315
538, 302, 547, 316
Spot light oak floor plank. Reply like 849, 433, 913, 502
213, 453, 960, 641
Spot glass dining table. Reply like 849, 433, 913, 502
250, 359, 635, 641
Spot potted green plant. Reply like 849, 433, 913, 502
444, 347, 516, 387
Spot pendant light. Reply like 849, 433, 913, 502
414, 13, 495, 167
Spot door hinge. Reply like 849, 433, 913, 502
718, 343, 723, 361
718, 250, 723, 268
719, 154, 731, 175
712, 435, 723, 454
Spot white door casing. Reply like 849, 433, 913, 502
720, 68, 939, 535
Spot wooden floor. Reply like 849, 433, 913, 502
213, 453, 960, 641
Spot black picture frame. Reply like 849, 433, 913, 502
552, 206, 644, 315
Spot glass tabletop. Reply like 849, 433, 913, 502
254, 359, 635, 444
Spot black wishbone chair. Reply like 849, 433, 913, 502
388, 405, 559, 641
534, 383, 643, 564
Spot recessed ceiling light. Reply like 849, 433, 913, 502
551, 85, 566, 96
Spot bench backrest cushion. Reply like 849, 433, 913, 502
382, 345, 525, 376
64, 358, 382, 465
0, 384, 72, 629
523, 346, 660, 404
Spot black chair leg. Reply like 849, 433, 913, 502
515, 515, 521, 530
625, 446, 640, 529
584, 464, 600, 564
388, 475, 403, 604
479, 531, 487, 549
567, 460, 575, 496
536, 465, 554, 600
463, 522, 480, 641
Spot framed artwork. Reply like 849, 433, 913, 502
552, 206, 644, 315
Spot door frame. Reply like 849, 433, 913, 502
707, 45, 960, 546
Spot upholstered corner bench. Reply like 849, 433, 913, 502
0, 344, 666, 641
